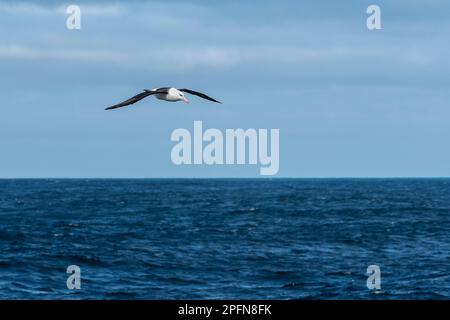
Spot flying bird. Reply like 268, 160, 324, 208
105, 87, 221, 110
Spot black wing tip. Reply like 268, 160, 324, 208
208, 97, 222, 104
208, 96, 222, 104
180, 88, 222, 104
105, 104, 126, 110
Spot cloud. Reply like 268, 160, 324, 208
1, 0, 449, 75
1, 0, 450, 177
0, 44, 125, 62
0, 1, 124, 15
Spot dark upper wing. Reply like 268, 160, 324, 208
179, 89, 222, 104
105, 90, 165, 110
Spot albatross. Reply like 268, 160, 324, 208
105, 87, 221, 110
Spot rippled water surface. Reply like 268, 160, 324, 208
0, 179, 449, 299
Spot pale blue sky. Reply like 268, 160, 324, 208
1, 0, 449, 177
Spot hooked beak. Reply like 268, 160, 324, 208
183, 97, 190, 104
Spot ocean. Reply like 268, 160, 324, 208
0, 179, 448, 299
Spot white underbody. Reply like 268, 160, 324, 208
152, 88, 188, 103
155, 93, 176, 101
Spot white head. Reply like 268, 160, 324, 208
170, 88, 189, 104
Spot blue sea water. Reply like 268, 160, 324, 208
0, 179, 448, 299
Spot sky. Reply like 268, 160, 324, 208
1, 0, 450, 178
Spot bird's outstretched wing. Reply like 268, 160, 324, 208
179, 89, 222, 104
105, 89, 167, 110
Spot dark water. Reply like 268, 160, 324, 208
0, 179, 449, 299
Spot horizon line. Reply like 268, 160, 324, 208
1, 176, 450, 179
